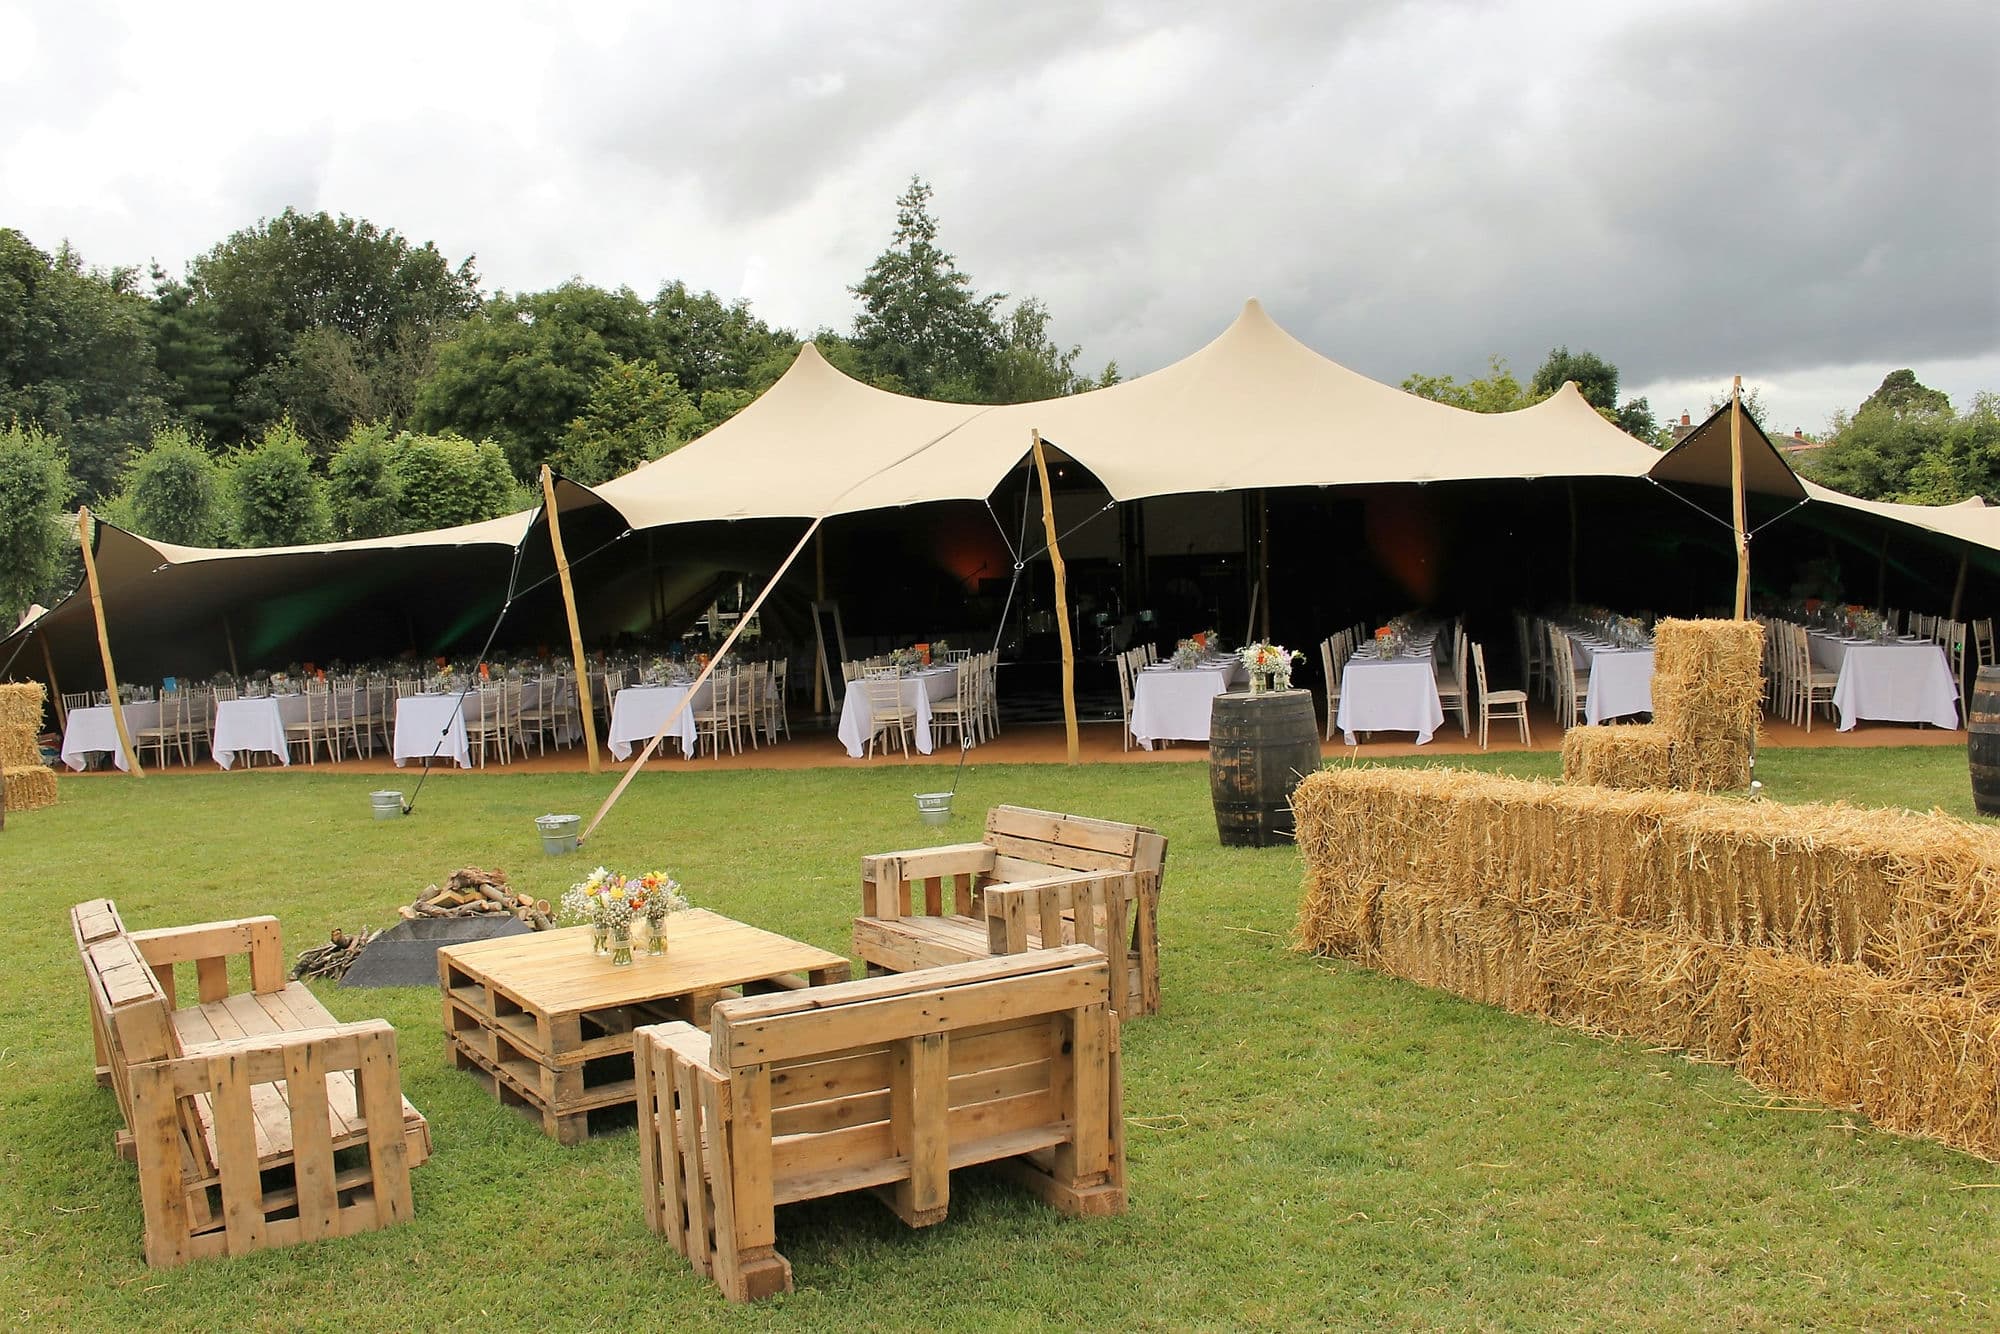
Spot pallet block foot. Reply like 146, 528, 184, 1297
992, 1160, 1126, 1217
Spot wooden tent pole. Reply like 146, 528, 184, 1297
581, 518, 822, 845
77, 507, 142, 776
41, 632, 64, 729
1876, 529, 1891, 612
1565, 481, 1579, 606
813, 527, 827, 714
1949, 548, 1970, 623
541, 467, 600, 774
1730, 375, 1750, 619
1257, 490, 1271, 642
1033, 432, 1080, 764
221, 613, 241, 677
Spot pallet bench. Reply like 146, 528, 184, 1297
72, 898, 430, 1266
852, 805, 1168, 1016
637, 945, 1126, 1302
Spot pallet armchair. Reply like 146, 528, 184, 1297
852, 805, 1167, 1016
637, 946, 1126, 1302
72, 899, 430, 1267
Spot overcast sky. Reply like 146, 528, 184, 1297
4, 0, 1995, 436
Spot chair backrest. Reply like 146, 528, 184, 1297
1472, 642, 1490, 697
983, 804, 1168, 882
862, 674, 905, 714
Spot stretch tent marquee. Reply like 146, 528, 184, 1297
8, 299, 2000, 684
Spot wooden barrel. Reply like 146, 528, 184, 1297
1209, 689, 1322, 846
1970, 667, 2000, 816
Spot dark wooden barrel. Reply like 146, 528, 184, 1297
1970, 667, 2000, 816
1210, 689, 1322, 846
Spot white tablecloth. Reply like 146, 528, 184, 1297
839, 669, 959, 757
394, 694, 472, 768
60, 700, 161, 771
1810, 634, 1960, 731
1569, 635, 1657, 725
211, 694, 311, 769
1130, 660, 1245, 749
608, 682, 712, 759
1337, 654, 1445, 745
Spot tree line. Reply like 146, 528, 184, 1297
0, 177, 1114, 623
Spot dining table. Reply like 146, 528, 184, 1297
1336, 640, 1445, 745
393, 692, 474, 768
60, 699, 161, 772
1808, 632, 1960, 731
1129, 657, 1246, 749
837, 667, 960, 757
1565, 631, 1657, 725
607, 680, 712, 759
210, 693, 311, 769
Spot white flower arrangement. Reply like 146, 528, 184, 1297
1241, 641, 1303, 688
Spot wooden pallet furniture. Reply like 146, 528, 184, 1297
438, 911, 849, 1144
852, 804, 1168, 1016
637, 944, 1126, 1302
71, 898, 430, 1267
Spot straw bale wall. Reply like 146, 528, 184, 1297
2, 765, 57, 812
1294, 765, 2000, 1158
0, 729, 40, 770
0, 682, 47, 735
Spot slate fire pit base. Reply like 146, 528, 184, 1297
339, 915, 532, 988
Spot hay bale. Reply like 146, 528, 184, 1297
0, 682, 46, 734
2, 764, 57, 812
0, 729, 41, 769
1650, 617, 1764, 743
1667, 738, 1753, 792
1561, 724, 1674, 789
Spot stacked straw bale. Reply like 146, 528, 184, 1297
1293, 765, 2000, 1158
1559, 618, 1765, 792
0, 682, 58, 813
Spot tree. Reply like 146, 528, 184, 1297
413, 283, 652, 476
648, 280, 793, 397
146, 265, 240, 441
229, 419, 328, 547
326, 421, 406, 539
0, 229, 163, 500
554, 358, 699, 485
1401, 356, 1531, 413
392, 432, 519, 531
0, 422, 72, 626
183, 209, 480, 443
1530, 345, 1620, 410
1860, 369, 1951, 418
1809, 391, 2000, 504
849, 177, 1003, 399
110, 425, 227, 546
981, 298, 1103, 403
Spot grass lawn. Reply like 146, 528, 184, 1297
2, 746, 1996, 1330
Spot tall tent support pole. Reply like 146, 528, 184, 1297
1033, 432, 1080, 764
1731, 375, 1750, 620
813, 527, 827, 715
1949, 548, 1970, 623
1876, 530, 1891, 612
41, 633, 64, 729
77, 507, 141, 777
541, 466, 601, 775
581, 518, 822, 845
1257, 490, 1272, 642
221, 614, 241, 677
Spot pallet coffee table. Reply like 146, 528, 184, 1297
439, 909, 849, 1143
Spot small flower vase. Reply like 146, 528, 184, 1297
611, 923, 634, 967
646, 918, 666, 956
591, 923, 610, 956
1274, 668, 1292, 691
1250, 669, 1269, 694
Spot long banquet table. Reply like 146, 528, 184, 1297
1336, 649, 1445, 745
1129, 658, 1245, 749
211, 694, 311, 768
394, 693, 473, 768
607, 681, 711, 759
1566, 632, 1656, 725
60, 700, 161, 771
1807, 632, 1960, 731
838, 667, 960, 757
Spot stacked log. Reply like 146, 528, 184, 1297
292, 928, 377, 982
402, 866, 553, 930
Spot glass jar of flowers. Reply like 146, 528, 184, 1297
561, 867, 634, 963
629, 871, 689, 956
1240, 642, 1304, 692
